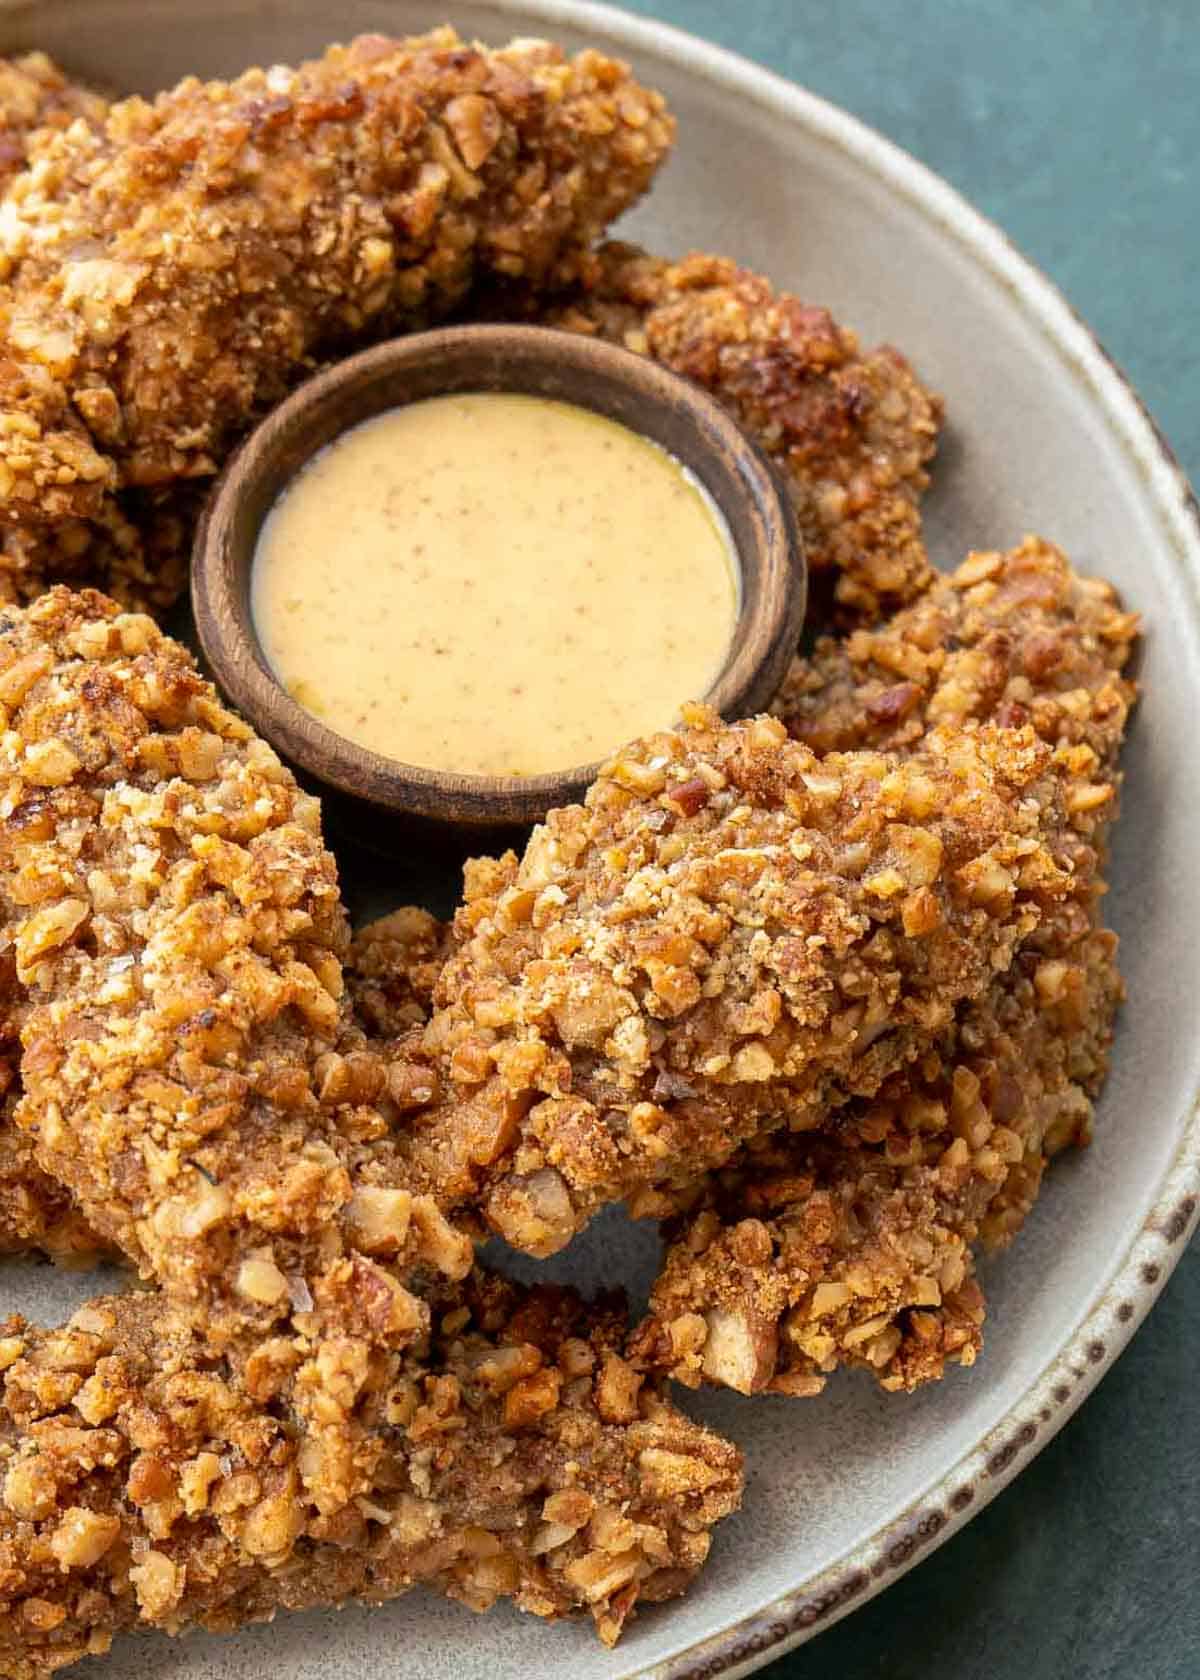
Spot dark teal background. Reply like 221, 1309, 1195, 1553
612, 3, 1199, 1677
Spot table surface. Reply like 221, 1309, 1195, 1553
612, 2, 1198, 1677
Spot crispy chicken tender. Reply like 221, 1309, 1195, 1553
0, 53, 108, 181
774, 535, 1140, 763
0, 30, 673, 530
510, 243, 941, 621
384, 703, 1106, 1258
0, 484, 199, 614
0, 67, 202, 612
0, 1003, 105, 1267
0, 592, 476, 1377
0, 905, 449, 1266
631, 926, 1121, 1395
634, 539, 1137, 1395
347, 905, 457, 1040
0, 1105, 106, 1268
0, 1272, 743, 1674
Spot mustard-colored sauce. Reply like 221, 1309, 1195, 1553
251, 392, 739, 777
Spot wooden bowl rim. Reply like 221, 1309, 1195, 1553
192, 323, 806, 826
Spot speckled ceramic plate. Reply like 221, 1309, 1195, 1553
2, 2, 1198, 1676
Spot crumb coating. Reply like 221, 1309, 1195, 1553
0, 30, 673, 559
0, 1272, 742, 1674
636, 538, 1137, 1395
386, 702, 1105, 1257
0, 588, 480, 1523
0, 53, 108, 182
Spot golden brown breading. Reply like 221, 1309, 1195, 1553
633, 539, 1137, 1396
776, 535, 1138, 990
346, 905, 456, 1039
0, 1106, 105, 1269
0, 31, 673, 530
774, 536, 1140, 764
384, 703, 1107, 1258
0, 74, 207, 612
0, 1272, 743, 1673
0, 59, 127, 601
0, 589, 475, 1459
0, 484, 198, 613
0, 994, 105, 1267
631, 925, 1121, 1395
501, 243, 941, 621
0, 905, 450, 1266
0, 52, 108, 181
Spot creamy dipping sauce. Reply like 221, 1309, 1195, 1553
251, 392, 738, 777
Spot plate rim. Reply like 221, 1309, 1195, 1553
471, 3, 1200, 1675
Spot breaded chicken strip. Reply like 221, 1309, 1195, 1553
631, 926, 1121, 1395
0, 53, 108, 181
385, 704, 1105, 1258
633, 540, 1137, 1395
0, 907, 445, 1265
0, 483, 199, 614
347, 904, 457, 1040
0, 1272, 743, 1673
0, 30, 673, 530
0, 590, 483, 1526
500, 243, 941, 621
0, 1104, 105, 1267
0, 955, 97, 1263
774, 536, 1139, 764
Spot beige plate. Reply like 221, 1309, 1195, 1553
1, 3, 1198, 1677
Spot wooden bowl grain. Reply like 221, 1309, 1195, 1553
193, 324, 805, 828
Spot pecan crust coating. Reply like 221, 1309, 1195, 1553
0, 905, 447, 1265
634, 539, 1137, 1394
631, 925, 1121, 1395
0, 31, 673, 546
0, 1272, 742, 1674
346, 905, 458, 1041
386, 702, 1107, 1257
0, 53, 108, 183
774, 535, 1139, 764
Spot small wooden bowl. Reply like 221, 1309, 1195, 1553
193, 324, 806, 829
